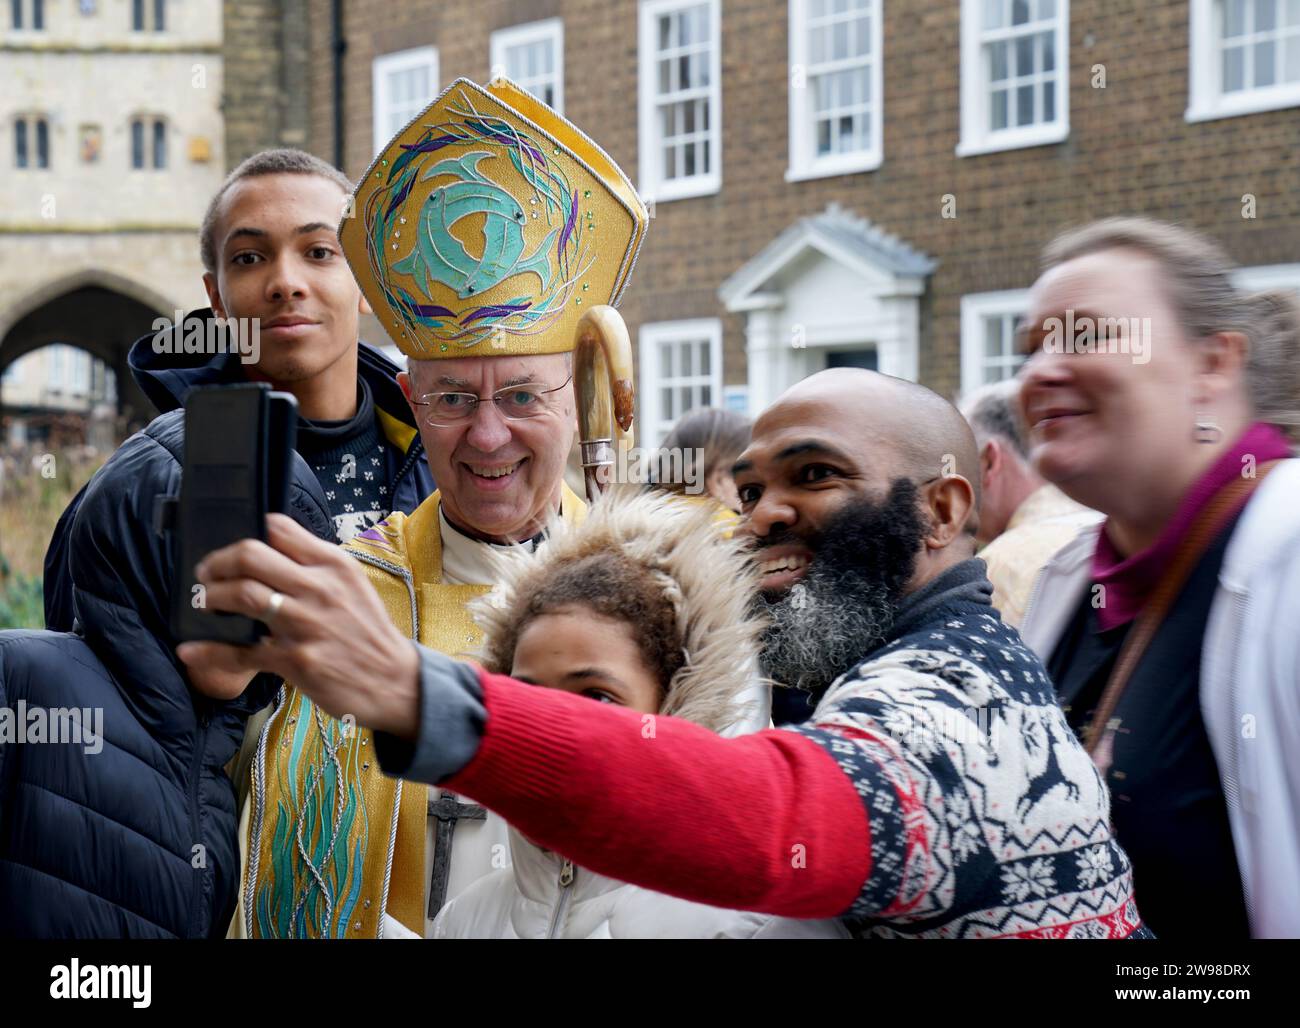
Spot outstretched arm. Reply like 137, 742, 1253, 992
374, 647, 871, 920
176, 513, 871, 920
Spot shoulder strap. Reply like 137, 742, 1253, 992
1086, 461, 1282, 767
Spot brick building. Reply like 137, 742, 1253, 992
300, 0, 1299, 439
223, 0, 312, 165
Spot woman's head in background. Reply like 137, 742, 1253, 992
1020, 216, 1297, 523
654, 407, 753, 512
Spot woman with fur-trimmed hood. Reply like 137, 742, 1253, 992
431, 486, 847, 939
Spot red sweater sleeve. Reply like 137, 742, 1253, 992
444, 669, 870, 919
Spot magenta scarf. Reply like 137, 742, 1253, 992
1091, 422, 1292, 630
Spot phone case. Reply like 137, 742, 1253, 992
168, 383, 298, 644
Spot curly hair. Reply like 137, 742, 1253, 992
471, 486, 769, 732
480, 549, 685, 701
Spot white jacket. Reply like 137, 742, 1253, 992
1019, 458, 1300, 938
431, 826, 849, 939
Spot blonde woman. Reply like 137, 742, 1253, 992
1018, 217, 1300, 939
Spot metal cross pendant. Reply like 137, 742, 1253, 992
427, 790, 487, 920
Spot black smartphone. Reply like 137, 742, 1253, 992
166, 383, 298, 644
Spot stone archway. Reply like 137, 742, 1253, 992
0, 271, 175, 430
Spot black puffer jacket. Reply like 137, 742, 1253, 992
0, 411, 333, 937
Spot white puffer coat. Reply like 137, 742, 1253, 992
432, 826, 848, 939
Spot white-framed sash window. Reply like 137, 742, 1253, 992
958, 0, 1069, 157
788, 0, 883, 180
372, 47, 439, 156
491, 18, 564, 113
639, 319, 724, 446
638, 0, 723, 202
960, 289, 1031, 392
1188, 0, 1300, 121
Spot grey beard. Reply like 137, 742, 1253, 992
759, 572, 897, 695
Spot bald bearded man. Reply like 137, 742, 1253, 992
182, 370, 1149, 938
756, 370, 986, 721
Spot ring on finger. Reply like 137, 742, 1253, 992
261, 590, 286, 626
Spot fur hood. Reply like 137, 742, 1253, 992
470, 485, 768, 734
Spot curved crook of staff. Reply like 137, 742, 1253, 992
574, 304, 636, 502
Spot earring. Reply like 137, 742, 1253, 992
1194, 412, 1223, 445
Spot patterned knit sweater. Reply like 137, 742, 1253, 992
789, 597, 1141, 937
378, 561, 1147, 939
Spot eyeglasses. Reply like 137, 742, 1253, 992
412, 374, 573, 427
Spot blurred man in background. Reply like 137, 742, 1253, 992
961, 377, 1098, 627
